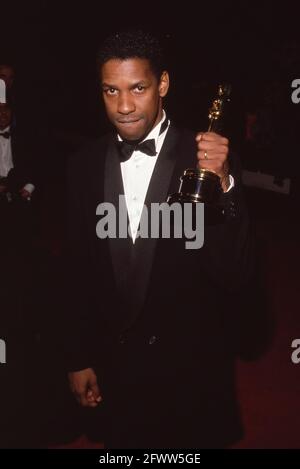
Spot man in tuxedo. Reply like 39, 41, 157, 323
0, 101, 36, 250
66, 30, 267, 448
0, 63, 35, 201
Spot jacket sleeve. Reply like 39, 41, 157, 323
202, 151, 272, 360
61, 150, 97, 372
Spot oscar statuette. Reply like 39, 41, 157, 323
167, 84, 231, 210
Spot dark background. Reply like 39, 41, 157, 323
2, 1, 300, 181
2, 1, 299, 138
0, 0, 300, 449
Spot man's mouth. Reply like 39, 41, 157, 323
117, 118, 140, 124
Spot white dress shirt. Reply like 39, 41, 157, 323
119, 112, 234, 243
120, 111, 169, 242
0, 126, 13, 178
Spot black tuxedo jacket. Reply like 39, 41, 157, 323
65, 124, 268, 448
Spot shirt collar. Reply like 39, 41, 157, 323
0, 126, 10, 133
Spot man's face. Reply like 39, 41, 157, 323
100, 58, 169, 141
0, 65, 14, 89
0, 104, 12, 129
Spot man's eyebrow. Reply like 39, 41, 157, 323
102, 82, 118, 88
102, 80, 149, 89
130, 80, 148, 87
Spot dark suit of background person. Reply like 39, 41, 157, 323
64, 32, 269, 449
0, 103, 37, 287
0, 102, 39, 448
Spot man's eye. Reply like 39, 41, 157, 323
104, 88, 117, 95
134, 85, 145, 93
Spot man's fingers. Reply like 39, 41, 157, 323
77, 387, 98, 407
87, 389, 97, 403
197, 151, 227, 161
76, 385, 102, 407
82, 390, 100, 407
196, 132, 228, 144
198, 141, 228, 152
196, 132, 204, 141
90, 382, 102, 403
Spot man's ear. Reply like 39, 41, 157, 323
159, 71, 169, 97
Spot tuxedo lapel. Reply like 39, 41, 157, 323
143, 123, 180, 210
104, 136, 125, 216
104, 136, 136, 328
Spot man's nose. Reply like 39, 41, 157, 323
117, 92, 135, 114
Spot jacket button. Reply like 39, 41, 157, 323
148, 335, 157, 345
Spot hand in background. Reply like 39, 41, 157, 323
19, 188, 32, 200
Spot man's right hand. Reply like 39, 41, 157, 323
68, 367, 102, 407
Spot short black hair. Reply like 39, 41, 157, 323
97, 30, 165, 80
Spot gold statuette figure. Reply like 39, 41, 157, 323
167, 84, 231, 206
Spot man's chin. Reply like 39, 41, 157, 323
118, 129, 145, 142
116, 120, 148, 142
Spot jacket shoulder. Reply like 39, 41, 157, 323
68, 133, 110, 166
67, 133, 113, 184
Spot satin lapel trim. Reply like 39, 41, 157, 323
104, 137, 125, 211
144, 123, 180, 208
104, 137, 133, 304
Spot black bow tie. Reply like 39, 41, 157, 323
0, 131, 10, 139
117, 117, 169, 161
117, 138, 156, 160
